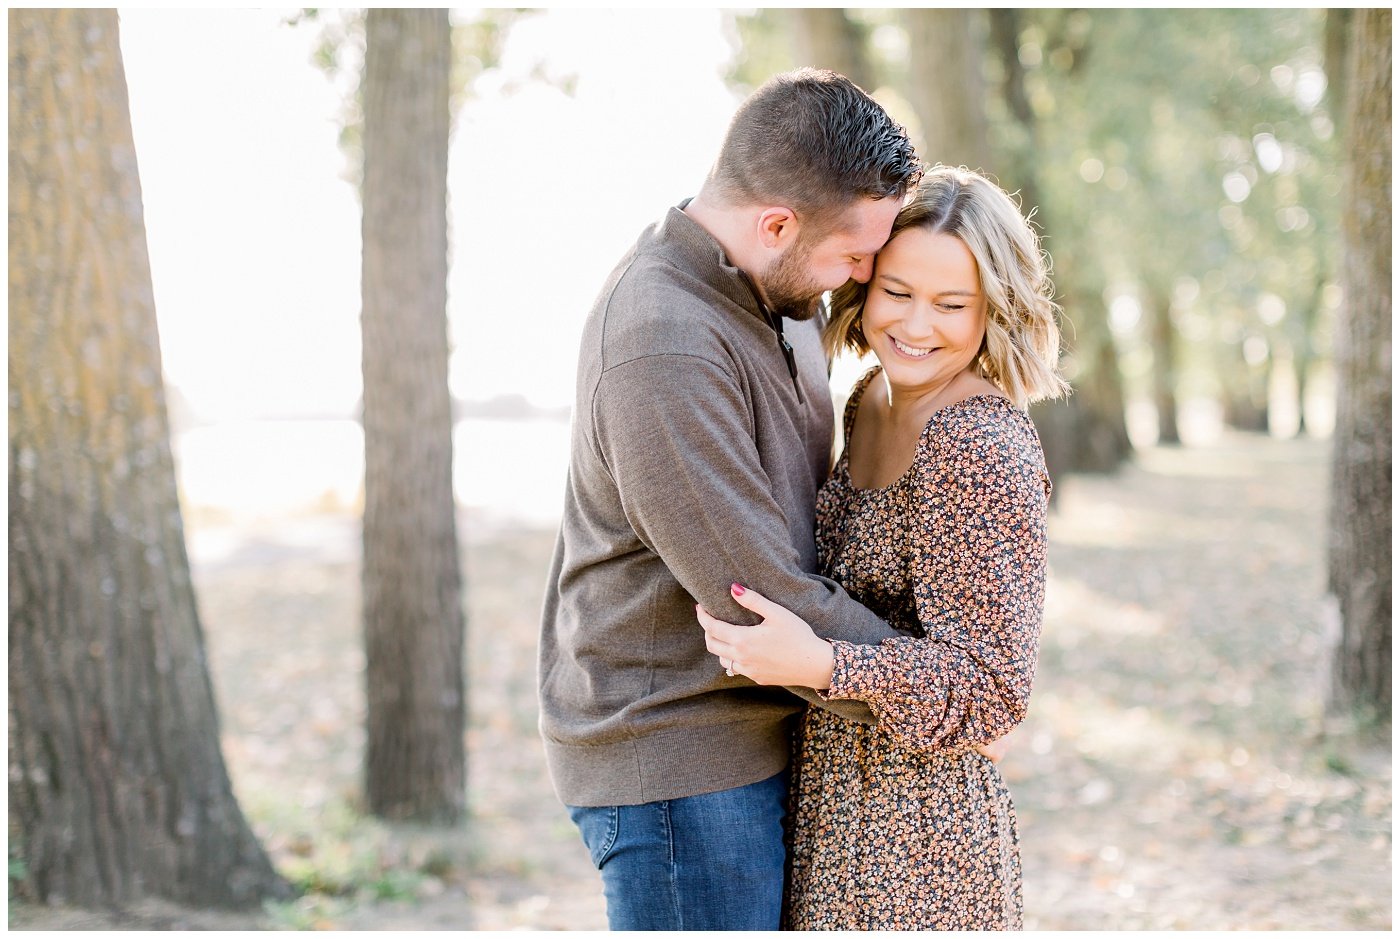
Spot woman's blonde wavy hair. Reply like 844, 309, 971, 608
823, 165, 1070, 407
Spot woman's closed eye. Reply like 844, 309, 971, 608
882, 288, 911, 301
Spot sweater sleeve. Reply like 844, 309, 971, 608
822, 406, 1049, 752
592, 352, 902, 719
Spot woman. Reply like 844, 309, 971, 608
697, 165, 1068, 930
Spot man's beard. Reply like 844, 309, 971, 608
758, 238, 824, 321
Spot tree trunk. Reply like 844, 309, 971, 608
783, 9, 875, 92
1146, 282, 1181, 444
360, 8, 466, 822
987, 9, 1047, 216
1327, 8, 1390, 724
7, 9, 290, 908
990, 8, 1132, 479
1291, 275, 1327, 437
1323, 9, 1354, 129
902, 9, 992, 173
1219, 342, 1271, 433
1031, 327, 1135, 480
1311, 10, 1353, 441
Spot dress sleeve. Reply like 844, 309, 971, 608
822, 405, 1050, 752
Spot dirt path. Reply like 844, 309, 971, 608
1013, 436, 1389, 929
10, 432, 1390, 930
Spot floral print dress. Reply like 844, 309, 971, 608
783, 367, 1051, 931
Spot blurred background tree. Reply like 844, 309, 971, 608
983, 8, 1129, 476
7, 8, 289, 908
1326, 7, 1390, 727
726, 7, 1347, 474
359, 7, 466, 823
293, 8, 530, 187
291, 6, 534, 825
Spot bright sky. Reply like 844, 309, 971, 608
120, 8, 741, 421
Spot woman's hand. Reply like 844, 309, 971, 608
697, 583, 835, 688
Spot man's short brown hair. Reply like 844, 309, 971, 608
706, 68, 922, 236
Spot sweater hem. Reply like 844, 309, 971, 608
543, 717, 792, 808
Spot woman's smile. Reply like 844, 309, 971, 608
889, 336, 937, 359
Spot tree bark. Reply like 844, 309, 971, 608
1327, 8, 1390, 724
8, 8, 289, 908
783, 9, 875, 92
902, 9, 992, 173
360, 8, 466, 822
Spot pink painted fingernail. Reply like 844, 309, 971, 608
731, 583, 746, 596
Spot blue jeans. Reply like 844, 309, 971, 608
567, 771, 788, 930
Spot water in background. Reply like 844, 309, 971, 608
175, 417, 572, 567
172, 385, 1325, 571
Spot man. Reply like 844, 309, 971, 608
537, 69, 922, 930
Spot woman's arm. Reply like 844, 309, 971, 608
698, 409, 1049, 754
822, 412, 1050, 752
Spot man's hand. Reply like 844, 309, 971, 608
697, 583, 835, 688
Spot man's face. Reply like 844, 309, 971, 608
759, 195, 903, 321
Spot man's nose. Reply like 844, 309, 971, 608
850, 256, 875, 284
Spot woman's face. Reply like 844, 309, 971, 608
861, 227, 988, 394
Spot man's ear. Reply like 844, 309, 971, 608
755, 206, 799, 250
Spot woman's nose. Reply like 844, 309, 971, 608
904, 304, 938, 340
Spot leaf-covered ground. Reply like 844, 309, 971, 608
10, 432, 1390, 930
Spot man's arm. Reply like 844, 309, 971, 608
592, 352, 899, 716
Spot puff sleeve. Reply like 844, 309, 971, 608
822, 403, 1050, 752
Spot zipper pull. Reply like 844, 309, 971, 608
778, 334, 803, 404
736, 268, 804, 403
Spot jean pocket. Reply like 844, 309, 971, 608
567, 804, 619, 869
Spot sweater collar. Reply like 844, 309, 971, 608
657, 200, 802, 398
653, 199, 771, 325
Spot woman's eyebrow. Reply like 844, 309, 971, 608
876, 274, 979, 297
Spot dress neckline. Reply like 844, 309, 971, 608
841, 366, 1014, 494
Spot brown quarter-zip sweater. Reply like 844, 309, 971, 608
538, 202, 899, 807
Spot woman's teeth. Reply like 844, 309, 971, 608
892, 337, 933, 358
